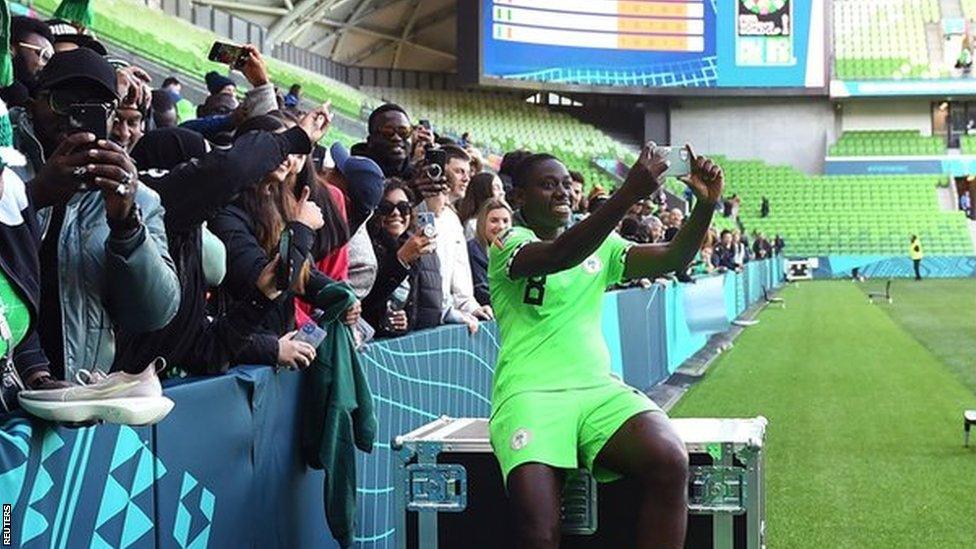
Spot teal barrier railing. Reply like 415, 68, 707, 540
0, 258, 785, 549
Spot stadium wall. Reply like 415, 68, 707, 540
669, 97, 836, 175
811, 255, 976, 278
838, 100, 933, 135
0, 260, 784, 549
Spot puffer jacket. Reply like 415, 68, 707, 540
11, 108, 180, 380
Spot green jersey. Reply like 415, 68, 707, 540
488, 226, 632, 411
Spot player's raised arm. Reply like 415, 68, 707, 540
508, 144, 669, 280
623, 146, 724, 280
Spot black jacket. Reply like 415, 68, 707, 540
210, 205, 336, 365
467, 239, 490, 306
362, 227, 442, 337
0, 172, 49, 381
113, 128, 312, 374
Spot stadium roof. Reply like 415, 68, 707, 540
193, 0, 457, 72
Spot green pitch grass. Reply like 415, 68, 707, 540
671, 280, 976, 548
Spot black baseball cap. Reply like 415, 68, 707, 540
36, 48, 118, 101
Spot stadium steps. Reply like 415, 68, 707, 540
925, 22, 944, 68
937, 186, 958, 211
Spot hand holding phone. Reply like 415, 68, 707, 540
67, 104, 110, 141
654, 145, 692, 178
275, 227, 294, 291
208, 41, 247, 69
292, 320, 327, 349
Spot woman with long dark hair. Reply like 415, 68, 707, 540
488, 144, 723, 548
210, 115, 358, 369
361, 179, 442, 337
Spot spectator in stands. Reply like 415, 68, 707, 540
209, 124, 359, 368
714, 230, 737, 271
458, 171, 504, 240
664, 207, 684, 242
284, 84, 302, 109
692, 245, 717, 276
12, 49, 180, 381
113, 106, 332, 375
909, 235, 924, 281
46, 19, 107, 55
467, 199, 512, 306
184, 46, 276, 147
730, 193, 741, 219
960, 190, 971, 217
760, 195, 770, 218
108, 61, 153, 153
465, 144, 485, 175
351, 103, 430, 180
443, 145, 472, 206
204, 70, 236, 97
362, 179, 441, 337
297, 141, 384, 346
161, 76, 195, 124
0, 117, 73, 406
644, 215, 665, 243
459, 131, 471, 148
569, 170, 588, 214
413, 156, 492, 332
773, 234, 785, 254
618, 216, 648, 244
150, 89, 177, 129
752, 231, 773, 260
0, 17, 55, 108
489, 145, 723, 549
732, 229, 749, 268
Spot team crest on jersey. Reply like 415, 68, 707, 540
510, 428, 531, 451
582, 255, 602, 274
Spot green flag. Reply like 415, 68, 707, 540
0, 1, 12, 88
54, 0, 95, 29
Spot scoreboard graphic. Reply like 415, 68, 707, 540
479, 0, 825, 91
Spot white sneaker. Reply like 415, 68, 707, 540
18, 358, 174, 426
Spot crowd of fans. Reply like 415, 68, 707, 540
0, 13, 781, 420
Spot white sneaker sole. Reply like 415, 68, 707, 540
17, 396, 175, 426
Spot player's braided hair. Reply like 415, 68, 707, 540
512, 153, 560, 188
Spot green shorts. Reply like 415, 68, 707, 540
489, 380, 666, 485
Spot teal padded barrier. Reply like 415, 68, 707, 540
1, 258, 786, 548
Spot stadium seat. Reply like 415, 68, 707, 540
833, 0, 943, 80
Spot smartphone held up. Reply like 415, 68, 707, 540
654, 145, 693, 178
208, 41, 247, 69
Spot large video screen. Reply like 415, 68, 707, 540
477, 0, 826, 93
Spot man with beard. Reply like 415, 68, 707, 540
0, 17, 55, 108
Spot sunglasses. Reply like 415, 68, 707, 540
377, 200, 411, 217
18, 42, 53, 65
378, 125, 412, 141
46, 90, 116, 117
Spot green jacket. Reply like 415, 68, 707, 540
301, 282, 376, 548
